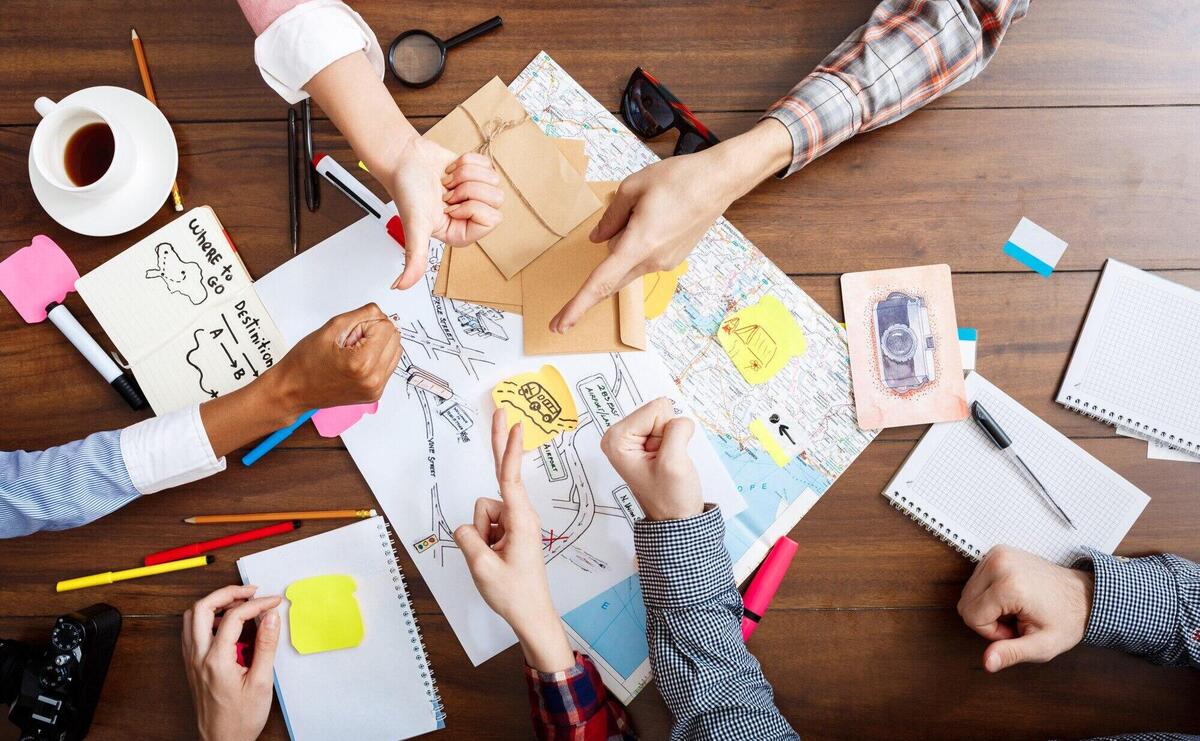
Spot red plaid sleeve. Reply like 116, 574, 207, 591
523, 652, 637, 741
764, 0, 1030, 176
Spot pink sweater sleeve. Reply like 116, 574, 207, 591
236, 0, 310, 35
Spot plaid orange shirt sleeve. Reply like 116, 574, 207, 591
764, 0, 1031, 176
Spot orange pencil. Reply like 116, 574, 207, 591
130, 28, 183, 212
184, 508, 377, 525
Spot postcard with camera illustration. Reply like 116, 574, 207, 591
841, 264, 968, 429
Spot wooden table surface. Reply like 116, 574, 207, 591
2, 2, 1198, 739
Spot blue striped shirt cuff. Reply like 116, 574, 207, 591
634, 506, 731, 609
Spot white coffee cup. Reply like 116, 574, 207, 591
31, 96, 136, 198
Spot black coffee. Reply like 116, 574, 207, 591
64, 122, 114, 186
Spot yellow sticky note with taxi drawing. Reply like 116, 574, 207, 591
717, 294, 807, 385
492, 365, 579, 450
643, 260, 688, 319
286, 574, 364, 655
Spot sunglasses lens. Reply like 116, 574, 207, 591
624, 78, 675, 138
674, 129, 714, 156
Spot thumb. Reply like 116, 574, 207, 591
392, 205, 431, 290
590, 183, 638, 243
246, 609, 280, 689
983, 631, 1057, 673
454, 524, 497, 571
657, 416, 695, 461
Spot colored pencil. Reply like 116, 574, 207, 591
57, 555, 213, 592
130, 28, 183, 212
241, 408, 317, 467
144, 520, 301, 566
184, 509, 376, 525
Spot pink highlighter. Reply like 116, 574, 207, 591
741, 536, 798, 641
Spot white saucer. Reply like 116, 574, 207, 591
28, 86, 178, 237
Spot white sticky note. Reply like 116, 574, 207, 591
1004, 218, 1068, 276
958, 327, 977, 371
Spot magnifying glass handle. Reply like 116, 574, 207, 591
444, 16, 503, 49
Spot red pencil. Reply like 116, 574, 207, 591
144, 521, 300, 566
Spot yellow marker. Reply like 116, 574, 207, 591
717, 294, 807, 385
643, 260, 688, 319
492, 365, 579, 450
287, 574, 364, 655
56, 555, 213, 593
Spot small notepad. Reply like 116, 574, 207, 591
75, 207, 285, 414
237, 517, 443, 741
884, 373, 1149, 566
1057, 258, 1200, 456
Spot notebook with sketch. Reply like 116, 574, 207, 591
1056, 259, 1200, 456
75, 206, 285, 415
237, 517, 443, 741
884, 372, 1149, 565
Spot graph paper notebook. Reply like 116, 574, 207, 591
237, 517, 443, 740
884, 373, 1149, 565
1056, 259, 1200, 457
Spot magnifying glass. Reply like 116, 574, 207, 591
387, 16, 504, 88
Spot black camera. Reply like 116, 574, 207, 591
0, 604, 121, 741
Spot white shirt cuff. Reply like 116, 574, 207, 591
253, 0, 385, 105
120, 405, 226, 495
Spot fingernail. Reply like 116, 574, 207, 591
589, 226, 599, 240
441, 174, 452, 185
263, 611, 280, 630
985, 653, 1001, 672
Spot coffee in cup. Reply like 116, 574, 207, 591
31, 97, 135, 198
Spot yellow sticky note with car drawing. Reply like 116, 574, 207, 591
717, 294, 807, 384
643, 260, 688, 319
286, 574, 364, 655
492, 365, 579, 450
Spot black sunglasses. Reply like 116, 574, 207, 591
620, 68, 719, 156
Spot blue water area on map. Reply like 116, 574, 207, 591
563, 575, 648, 678
563, 431, 831, 678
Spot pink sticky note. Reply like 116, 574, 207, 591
0, 236, 80, 324
312, 402, 379, 437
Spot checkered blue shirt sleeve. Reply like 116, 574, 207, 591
763, 0, 1030, 176
1078, 549, 1200, 669
635, 506, 799, 740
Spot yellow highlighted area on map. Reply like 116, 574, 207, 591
717, 294, 807, 385
643, 260, 688, 319
749, 418, 793, 467
286, 574, 364, 655
492, 364, 580, 450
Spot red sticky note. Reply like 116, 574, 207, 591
312, 402, 379, 437
0, 236, 80, 324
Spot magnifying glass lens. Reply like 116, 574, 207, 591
390, 32, 444, 86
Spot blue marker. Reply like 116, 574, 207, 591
242, 409, 318, 466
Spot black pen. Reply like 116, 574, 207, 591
302, 98, 320, 212
287, 107, 300, 254
971, 401, 1076, 529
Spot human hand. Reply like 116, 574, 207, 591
550, 119, 792, 332
957, 545, 1094, 672
453, 410, 574, 673
182, 585, 281, 741
268, 303, 402, 415
600, 397, 702, 521
384, 139, 503, 289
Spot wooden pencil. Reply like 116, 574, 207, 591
184, 508, 377, 525
130, 28, 183, 212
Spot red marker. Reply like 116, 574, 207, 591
312, 153, 405, 246
741, 536, 798, 641
143, 520, 300, 566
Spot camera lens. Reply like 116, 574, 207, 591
882, 325, 917, 362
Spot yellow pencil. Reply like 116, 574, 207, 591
131, 28, 183, 212
57, 555, 213, 593
184, 508, 376, 525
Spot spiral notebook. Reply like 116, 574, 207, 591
1056, 259, 1200, 457
237, 517, 443, 740
884, 372, 1149, 566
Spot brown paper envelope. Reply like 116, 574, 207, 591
521, 182, 647, 355
440, 138, 590, 310
424, 78, 601, 279
433, 250, 451, 297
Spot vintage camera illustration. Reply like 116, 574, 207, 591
872, 291, 936, 393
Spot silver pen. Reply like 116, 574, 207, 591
971, 401, 1076, 529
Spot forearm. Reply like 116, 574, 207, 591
636, 507, 798, 740
1079, 550, 1200, 669
198, 363, 308, 459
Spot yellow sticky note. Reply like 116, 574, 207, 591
492, 365, 579, 450
717, 294, 807, 385
643, 260, 688, 319
286, 574, 364, 655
